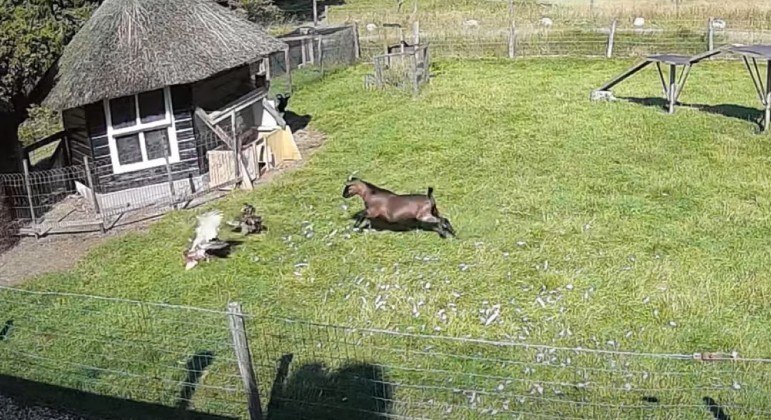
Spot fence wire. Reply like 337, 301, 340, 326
270, 24, 359, 92
0, 165, 88, 227
0, 128, 244, 236
0, 286, 248, 418
250, 317, 771, 419
352, 14, 771, 60
2, 284, 771, 418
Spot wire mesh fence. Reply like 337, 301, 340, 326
0, 286, 249, 418
0, 165, 88, 227
0, 129, 247, 236
250, 317, 771, 419
342, 9, 771, 60
269, 24, 359, 93
2, 284, 771, 418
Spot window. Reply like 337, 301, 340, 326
104, 87, 179, 174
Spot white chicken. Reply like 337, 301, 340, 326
184, 211, 231, 270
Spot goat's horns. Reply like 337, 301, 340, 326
347, 171, 359, 182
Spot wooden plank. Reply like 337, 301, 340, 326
595, 60, 653, 92
194, 107, 253, 190
353, 23, 361, 60
688, 45, 729, 64
23, 131, 67, 155
606, 19, 617, 59
208, 150, 234, 187
227, 302, 263, 420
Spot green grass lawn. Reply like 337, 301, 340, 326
5, 58, 771, 417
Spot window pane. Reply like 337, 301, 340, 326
109, 96, 136, 129
145, 128, 170, 160
138, 89, 166, 124
115, 133, 142, 165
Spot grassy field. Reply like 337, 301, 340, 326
6, 58, 771, 417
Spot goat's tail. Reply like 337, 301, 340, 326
427, 186, 440, 216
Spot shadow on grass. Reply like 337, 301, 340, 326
0, 374, 235, 420
177, 351, 216, 410
284, 111, 312, 132
619, 96, 763, 130
703, 396, 731, 420
348, 209, 441, 235
266, 354, 393, 420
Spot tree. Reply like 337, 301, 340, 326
0, 0, 98, 173
217, 0, 283, 25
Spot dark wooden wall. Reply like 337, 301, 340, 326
60, 65, 263, 194
61, 107, 91, 167
192, 65, 255, 112
191, 65, 256, 173
81, 85, 199, 194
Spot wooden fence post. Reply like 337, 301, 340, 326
318, 34, 324, 76
62, 133, 72, 166
228, 302, 263, 420
413, 20, 420, 45
507, 0, 516, 58
352, 22, 361, 60
233, 133, 242, 188
21, 159, 36, 231
606, 19, 617, 58
707, 17, 714, 51
83, 157, 105, 233
284, 48, 292, 94
164, 155, 176, 210
508, 21, 517, 58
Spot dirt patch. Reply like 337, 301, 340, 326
0, 125, 327, 285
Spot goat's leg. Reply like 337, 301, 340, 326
417, 214, 449, 238
353, 213, 367, 229
441, 217, 456, 237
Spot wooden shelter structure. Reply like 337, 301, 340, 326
591, 47, 727, 114
728, 45, 771, 132
42, 0, 289, 194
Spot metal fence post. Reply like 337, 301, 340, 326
83, 157, 105, 234
164, 155, 176, 210
21, 159, 37, 236
313, 0, 318, 26
227, 302, 263, 420
606, 19, 617, 58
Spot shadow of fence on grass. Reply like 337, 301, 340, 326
0, 374, 236, 420
266, 353, 394, 420
620, 96, 763, 129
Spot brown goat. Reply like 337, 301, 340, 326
342, 177, 456, 238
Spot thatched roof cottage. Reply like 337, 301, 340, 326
42, 0, 287, 194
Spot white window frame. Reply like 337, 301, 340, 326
103, 86, 180, 174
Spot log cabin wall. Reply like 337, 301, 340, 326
79, 86, 200, 194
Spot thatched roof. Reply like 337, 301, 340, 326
44, 0, 287, 111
